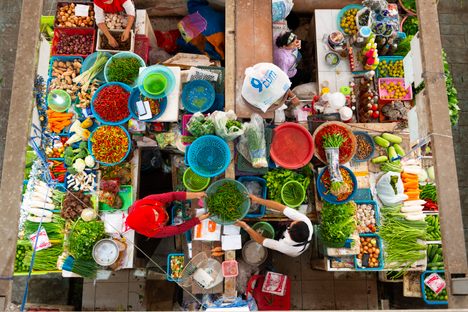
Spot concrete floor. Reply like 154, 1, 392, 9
2, 0, 468, 310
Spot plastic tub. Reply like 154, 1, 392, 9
378, 78, 413, 101
376, 56, 404, 78
138, 65, 176, 99
317, 165, 358, 204
51, 27, 96, 58
355, 234, 384, 271
205, 179, 250, 225
55, 2, 95, 28
167, 253, 184, 282
88, 125, 132, 166
127, 87, 167, 121
183, 167, 210, 192
420, 271, 448, 305
352, 131, 375, 162
238, 176, 267, 218
91, 82, 132, 125
81, 52, 112, 82
182, 80, 216, 113
47, 89, 72, 112
270, 123, 314, 169
187, 135, 230, 178
354, 200, 380, 233
96, 29, 135, 53
48, 56, 84, 78
252, 222, 275, 239
222, 260, 239, 278
104, 51, 145, 87
336, 4, 363, 34
281, 180, 306, 208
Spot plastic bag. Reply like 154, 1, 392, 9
209, 110, 244, 141
376, 172, 408, 206
272, 0, 294, 22
186, 112, 215, 138
98, 190, 116, 206
241, 63, 291, 113
237, 114, 268, 168
325, 147, 343, 183
100, 179, 120, 194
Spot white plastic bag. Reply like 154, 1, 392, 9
209, 110, 244, 141
237, 114, 268, 168
272, 0, 294, 22
376, 172, 408, 206
241, 63, 291, 113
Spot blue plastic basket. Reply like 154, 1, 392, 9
354, 199, 380, 233
182, 80, 215, 113
421, 271, 448, 305
238, 176, 267, 218
354, 188, 373, 201
81, 52, 112, 82
127, 87, 167, 121
204, 179, 251, 225
336, 4, 364, 34
354, 233, 384, 271
187, 135, 230, 178
65, 169, 97, 192
317, 165, 358, 204
91, 82, 132, 125
48, 56, 84, 78
166, 253, 185, 282
137, 65, 176, 99
104, 51, 146, 87
352, 131, 375, 162
88, 125, 132, 166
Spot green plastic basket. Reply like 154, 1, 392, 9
183, 167, 210, 192
252, 222, 275, 239
99, 185, 133, 211
281, 180, 306, 208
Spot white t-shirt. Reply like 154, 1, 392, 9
262, 207, 313, 257
94, 0, 135, 25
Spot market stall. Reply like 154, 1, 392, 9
10, 0, 460, 310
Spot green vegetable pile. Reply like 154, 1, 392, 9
425, 285, 448, 302
264, 169, 310, 204
443, 50, 460, 125
427, 244, 444, 270
23, 217, 65, 241
23, 243, 63, 271
15, 241, 31, 272
419, 183, 437, 202
206, 181, 247, 222
402, 16, 419, 36
394, 35, 413, 57
64, 141, 89, 170
401, 0, 416, 12
106, 57, 141, 85
226, 120, 242, 131
319, 201, 356, 247
69, 220, 106, 260
184, 114, 215, 141
379, 205, 427, 272
426, 215, 441, 240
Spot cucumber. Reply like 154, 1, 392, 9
387, 146, 398, 161
382, 133, 403, 144
393, 144, 405, 156
374, 136, 390, 148
372, 155, 388, 164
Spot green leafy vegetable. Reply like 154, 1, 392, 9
319, 201, 356, 247
23, 243, 63, 271
264, 169, 310, 204
186, 114, 215, 138
402, 16, 419, 36
106, 57, 141, 85
69, 220, 106, 260
419, 183, 437, 202
207, 181, 247, 222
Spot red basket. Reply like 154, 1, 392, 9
51, 27, 96, 57
134, 34, 150, 64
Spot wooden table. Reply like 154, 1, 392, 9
315, 9, 354, 92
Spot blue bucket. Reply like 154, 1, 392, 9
81, 52, 112, 82
128, 87, 167, 121
352, 131, 375, 162
182, 80, 215, 113
317, 165, 357, 204
187, 135, 230, 178
88, 125, 132, 166
137, 65, 176, 99
91, 82, 132, 125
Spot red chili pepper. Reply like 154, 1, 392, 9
94, 85, 130, 122
91, 126, 129, 163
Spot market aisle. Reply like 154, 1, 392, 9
438, 3, 468, 257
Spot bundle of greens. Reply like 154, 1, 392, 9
264, 169, 310, 204
184, 113, 215, 142
23, 216, 65, 241
69, 220, 106, 260
319, 201, 356, 247
379, 205, 427, 272
23, 243, 63, 271
322, 133, 349, 197
73, 52, 109, 91
206, 181, 247, 222
238, 114, 267, 168
106, 57, 141, 86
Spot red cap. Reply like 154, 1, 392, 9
126, 199, 168, 237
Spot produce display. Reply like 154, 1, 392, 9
54, 32, 94, 56
23, 243, 63, 271
264, 169, 310, 204
379, 80, 410, 100
77, 80, 101, 109
356, 203, 377, 233
90, 126, 130, 164
354, 133, 373, 161
319, 201, 356, 247
169, 255, 184, 280
381, 101, 411, 122
320, 167, 354, 201
105, 57, 141, 85
206, 181, 247, 222
426, 215, 441, 241
93, 84, 130, 122
378, 59, 404, 78
69, 220, 105, 260
99, 32, 131, 51
55, 3, 95, 28
314, 123, 356, 164
47, 110, 74, 133
402, 16, 419, 36
105, 14, 127, 30
427, 244, 444, 270
423, 272, 448, 303
61, 191, 92, 220
356, 236, 381, 269
15, 242, 31, 272
66, 170, 96, 192
49, 160, 66, 182
340, 8, 359, 35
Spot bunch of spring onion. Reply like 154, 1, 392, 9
73, 52, 109, 92
379, 205, 427, 275
322, 133, 349, 197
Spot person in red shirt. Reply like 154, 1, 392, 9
94, 0, 136, 48
126, 191, 209, 238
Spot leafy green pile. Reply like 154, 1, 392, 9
394, 35, 413, 57
207, 181, 247, 222
23, 243, 63, 271
184, 114, 215, 141
264, 169, 310, 204
443, 51, 460, 125
106, 57, 141, 85
402, 16, 418, 36
402, 0, 416, 12
69, 220, 106, 260
319, 201, 356, 247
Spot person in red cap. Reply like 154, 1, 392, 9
93, 0, 135, 48
126, 191, 210, 238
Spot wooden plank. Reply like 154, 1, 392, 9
416, 0, 468, 308
0, 0, 42, 306
235, 0, 274, 119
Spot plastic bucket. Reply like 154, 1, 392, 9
281, 180, 306, 208
47, 89, 71, 112
183, 167, 210, 192
252, 222, 275, 239
143, 73, 167, 96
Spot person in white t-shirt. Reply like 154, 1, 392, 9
236, 194, 313, 257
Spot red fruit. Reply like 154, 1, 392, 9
372, 104, 379, 111
371, 111, 379, 119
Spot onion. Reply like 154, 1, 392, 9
81, 208, 97, 221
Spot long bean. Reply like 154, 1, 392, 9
207, 182, 246, 222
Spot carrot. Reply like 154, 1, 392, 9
404, 181, 419, 190
405, 190, 420, 197
401, 172, 418, 180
